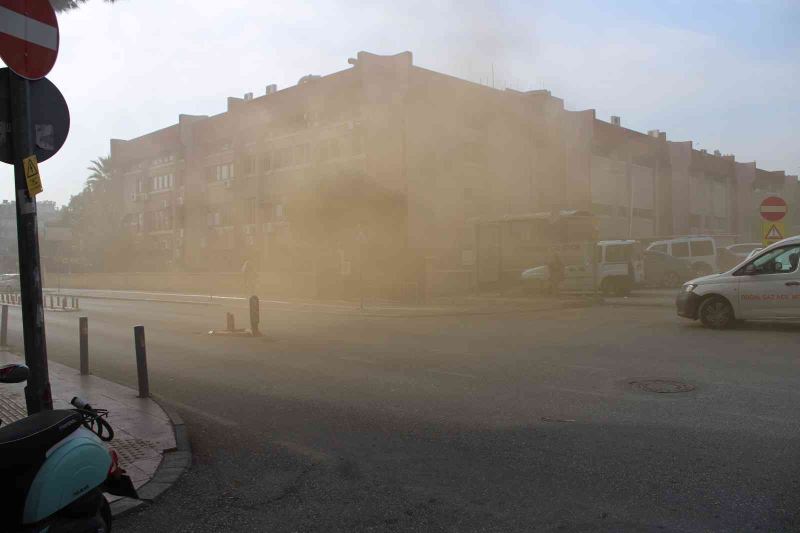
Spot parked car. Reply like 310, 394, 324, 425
646, 236, 718, 277
521, 240, 644, 296
717, 243, 762, 271
643, 250, 692, 288
0, 274, 19, 293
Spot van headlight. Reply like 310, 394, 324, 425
684, 284, 697, 293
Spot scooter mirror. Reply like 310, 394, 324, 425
0, 364, 29, 383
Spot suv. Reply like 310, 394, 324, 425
647, 237, 717, 277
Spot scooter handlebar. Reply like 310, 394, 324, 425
70, 396, 93, 411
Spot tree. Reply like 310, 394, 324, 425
50, 0, 120, 13
59, 154, 130, 271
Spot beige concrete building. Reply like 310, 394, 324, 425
109, 50, 799, 293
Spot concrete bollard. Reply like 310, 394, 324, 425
61, 296, 67, 310
1, 304, 7, 346
226, 312, 235, 331
48, 295, 52, 308
249, 295, 260, 337
79, 317, 88, 375
75, 297, 79, 310
133, 325, 149, 398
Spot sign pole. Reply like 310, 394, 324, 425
9, 71, 52, 414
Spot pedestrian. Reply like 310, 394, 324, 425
548, 252, 565, 296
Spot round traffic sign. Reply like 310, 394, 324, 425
0, 0, 59, 80
0, 68, 70, 164
760, 196, 787, 222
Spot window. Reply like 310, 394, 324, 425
240, 155, 256, 176
293, 145, 305, 166
650, 244, 668, 254
672, 242, 690, 258
137, 213, 144, 233
137, 178, 146, 193
215, 163, 234, 181
690, 240, 714, 257
605, 244, 631, 263
742, 245, 800, 275
151, 174, 174, 191
260, 153, 272, 173
244, 198, 256, 225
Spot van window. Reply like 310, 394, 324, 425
672, 242, 689, 257
690, 240, 714, 257
650, 244, 667, 254
745, 245, 800, 275
605, 244, 630, 263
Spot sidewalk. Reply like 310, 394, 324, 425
0, 351, 190, 517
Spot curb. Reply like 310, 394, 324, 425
43, 292, 221, 308
109, 397, 192, 519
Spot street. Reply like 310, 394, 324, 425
5, 297, 800, 532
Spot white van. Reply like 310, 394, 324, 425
676, 235, 800, 328
521, 240, 644, 295
647, 237, 717, 277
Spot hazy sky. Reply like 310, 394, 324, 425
2, 0, 798, 206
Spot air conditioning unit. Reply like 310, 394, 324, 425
224, 180, 233, 189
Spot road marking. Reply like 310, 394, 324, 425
160, 399, 239, 427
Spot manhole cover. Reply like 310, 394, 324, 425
630, 379, 695, 393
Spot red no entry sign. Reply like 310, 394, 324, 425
760, 196, 787, 222
0, 0, 59, 80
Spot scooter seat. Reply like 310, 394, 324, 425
0, 410, 83, 467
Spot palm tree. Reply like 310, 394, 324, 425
50, 0, 120, 13
85, 156, 111, 193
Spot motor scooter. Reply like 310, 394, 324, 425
0, 363, 138, 532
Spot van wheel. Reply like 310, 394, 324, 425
661, 272, 680, 288
698, 296, 734, 329
614, 280, 631, 296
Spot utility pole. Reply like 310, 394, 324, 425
9, 72, 52, 414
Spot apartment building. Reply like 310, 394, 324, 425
109, 50, 799, 279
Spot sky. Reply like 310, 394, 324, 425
2, 0, 798, 206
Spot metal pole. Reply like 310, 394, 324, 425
9, 72, 51, 414
1, 304, 7, 346
133, 325, 149, 398
79, 317, 88, 375
249, 295, 260, 337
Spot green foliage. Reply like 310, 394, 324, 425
50, 0, 119, 13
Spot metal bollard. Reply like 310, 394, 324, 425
1, 304, 7, 346
249, 295, 260, 336
226, 312, 235, 331
79, 317, 88, 375
133, 325, 149, 398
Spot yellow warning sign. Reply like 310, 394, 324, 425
762, 221, 785, 246
22, 155, 43, 196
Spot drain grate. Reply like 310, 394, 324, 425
112, 438, 161, 465
0, 393, 27, 423
630, 379, 695, 394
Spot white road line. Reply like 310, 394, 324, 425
0, 7, 58, 50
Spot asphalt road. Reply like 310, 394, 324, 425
5, 297, 800, 532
